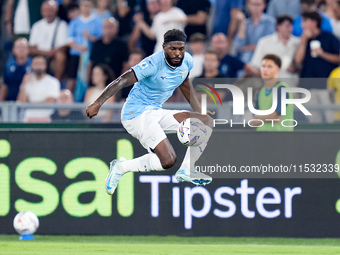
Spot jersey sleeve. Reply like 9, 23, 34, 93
131, 57, 157, 81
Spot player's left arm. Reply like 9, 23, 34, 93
179, 76, 214, 115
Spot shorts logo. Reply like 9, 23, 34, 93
147, 135, 156, 141
138, 62, 148, 70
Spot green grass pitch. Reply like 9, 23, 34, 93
1, 235, 340, 255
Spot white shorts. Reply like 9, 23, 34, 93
122, 109, 188, 152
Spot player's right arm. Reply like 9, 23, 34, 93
86, 69, 137, 118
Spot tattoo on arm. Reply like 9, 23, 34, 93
96, 69, 137, 105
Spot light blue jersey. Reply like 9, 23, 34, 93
121, 51, 193, 120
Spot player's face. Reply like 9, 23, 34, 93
260, 59, 280, 79
163, 41, 186, 67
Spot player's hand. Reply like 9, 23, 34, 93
207, 110, 215, 116
86, 101, 101, 118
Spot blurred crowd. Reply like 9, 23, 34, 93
0, 0, 340, 123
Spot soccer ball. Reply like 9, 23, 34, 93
177, 118, 207, 147
13, 211, 39, 235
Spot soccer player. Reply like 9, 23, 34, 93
253, 54, 294, 131
86, 29, 214, 195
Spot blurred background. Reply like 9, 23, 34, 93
1, 0, 340, 239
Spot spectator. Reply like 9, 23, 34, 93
294, 11, 340, 123
194, 49, 229, 102
129, 0, 160, 56
321, 0, 338, 20
295, 11, 340, 78
121, 49, 146, 100
188, 33, 206, 79
211, 33, 256, 78
58, 0, 78, 23
0, 38, 32, 102
29, 1, 68, 81
266, 0, 301, 19
212, 0, 244, 44
234, 0, 276, 63
66, 0, 102, 100
17, 55, 60, 123
253, 54, 294, 131
51, 89, 86, 122
292, 0, 333, 36
66, 2, 80, 21
328, 67, 340, 122
5, 0, 44, 40
84, 64, 115, 122
88, 17, 129, 82
323, 0, 340, 39
177, 0, 210, 38
135, 0, 186, 53
92, 0, 113, 23
122, 48, 146, 73
197, 49, 225, 79
250, 15, 301, 83
114, 0, 136, 40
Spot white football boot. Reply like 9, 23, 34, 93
105, 157, 126, 195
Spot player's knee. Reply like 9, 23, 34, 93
161, 153, 177, 169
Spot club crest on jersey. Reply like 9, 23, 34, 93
138, 62, 148, 70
